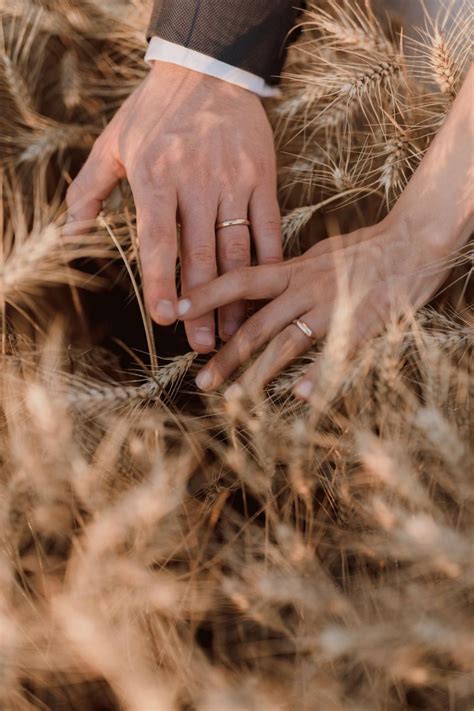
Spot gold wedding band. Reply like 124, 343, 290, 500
292, 319, 316, 342
216, 218, 251, 230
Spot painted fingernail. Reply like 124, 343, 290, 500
156, 300, 176, 320
195, 369, 213, 391
177, 298, 191, 316
194, 327, 214, 347
224, 383, 243, 401
223, 320, 240, 338
294, 380, 314, 400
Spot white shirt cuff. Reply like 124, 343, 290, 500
145, 37, 281, 99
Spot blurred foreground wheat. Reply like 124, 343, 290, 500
0, 1, 473, 710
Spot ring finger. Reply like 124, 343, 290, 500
216, 192, 252, 342
237, 308, 329, 393
195, 292, 310, 392
293, 295, 388, 401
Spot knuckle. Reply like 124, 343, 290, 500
187, 161, 213, 190
66, 178, 88, 206
187, 243, 215, 268
65, 182, 79, 206
245, 170, 260, 190
253, 153, 274, 179
246, 155, 263, 179
90, 134, 106, 156
240, 315, 264, 344
136, 188, 169, 214
259, 217, 282, 237
221, 236, 249, 265
133, 163, 166, 195
197, 165, 213, 187
91, 136, 119, 172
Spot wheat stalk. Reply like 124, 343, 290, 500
63, 352, 197, 415
0, 222, 119, 307
1, 1, 473, 710
304, 0, 394, 54
430, 27, 461, 99
60, 46, 82, 111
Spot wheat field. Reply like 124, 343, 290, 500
0, 1, 473, 709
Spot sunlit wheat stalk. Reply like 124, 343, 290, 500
0, 223, 116, 306
0, 1, 472, 710
64, 352, 197, 414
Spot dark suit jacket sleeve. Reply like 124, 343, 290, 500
147, 1, 305, 86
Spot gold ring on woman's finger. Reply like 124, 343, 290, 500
292, 318, 316, 342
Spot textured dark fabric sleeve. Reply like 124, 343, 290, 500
147, 1, 305, 85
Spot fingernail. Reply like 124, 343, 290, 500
195, 369, 213, 391
294, 380, 314, 400
156, 300, 176, 320
194, 327, 214, 347
224, 383, 243, 401
223, 320, 240, 338
177, 298, 191, 316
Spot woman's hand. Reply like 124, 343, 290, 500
65, 61, 282, 353
175, 64, 474, 399
174, 217, 461, 399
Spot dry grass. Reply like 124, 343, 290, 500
0, 1, 473, 710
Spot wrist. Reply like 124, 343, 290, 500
148, 59, 255, 99
390, 66, 474, 259
385, 65, 474, 259
145, 37, 280, 99
390, 185, 473, 259
149, 59, 203, 83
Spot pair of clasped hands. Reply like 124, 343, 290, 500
66, 62, 474, 400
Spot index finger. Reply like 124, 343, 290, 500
176, 262, 288, 321
130, 181, 179, 325
65, 139, 124, 234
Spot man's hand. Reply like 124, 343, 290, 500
65, 61, 282, 353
